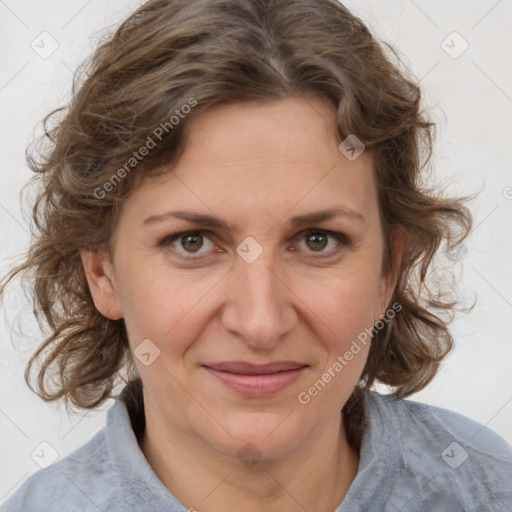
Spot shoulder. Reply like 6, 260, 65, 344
0, 388, 180, 512
0, 428, 121, 512
368, 391, 512, 460
364, 391, 512, 510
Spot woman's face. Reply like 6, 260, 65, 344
83, 95, 401, 461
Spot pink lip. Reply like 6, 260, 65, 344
202, 361, 308, 397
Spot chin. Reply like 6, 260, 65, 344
199, 412, 312, 463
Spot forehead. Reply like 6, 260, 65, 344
124, 96, 379, 231
183, 96, 339, 159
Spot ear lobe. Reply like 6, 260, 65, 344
80, 249, 123, 320
376, 229, 407, 320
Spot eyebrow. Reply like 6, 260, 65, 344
143, 207, 365, 230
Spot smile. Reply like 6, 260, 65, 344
201, 361, 308, 397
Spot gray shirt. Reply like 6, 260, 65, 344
2, 389, 511, 511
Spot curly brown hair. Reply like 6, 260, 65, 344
1, 0, 472, 431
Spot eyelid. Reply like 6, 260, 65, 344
158, 230, 217, 256
159, 228, 350, 259
294, 229, 351, 256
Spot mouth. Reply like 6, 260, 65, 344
201, 361, 308, 397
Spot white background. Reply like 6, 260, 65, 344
1, 0, 511, 503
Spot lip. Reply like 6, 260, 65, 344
202, 361, 308, 397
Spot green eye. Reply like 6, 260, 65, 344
305, 232, 329, 251
180, 233, 205, 253
159, 229, 350, 260
297, 230, 349, 256
160, 231, 214, 255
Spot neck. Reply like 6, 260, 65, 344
139, 399, 360, 512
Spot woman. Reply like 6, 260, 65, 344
1, 0, 511, 510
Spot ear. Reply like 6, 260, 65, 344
80, 249, 123, 320
375, 229, 407, 321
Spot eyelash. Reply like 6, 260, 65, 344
158, 229, 351, 260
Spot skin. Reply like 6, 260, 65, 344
81, 95, 405, 511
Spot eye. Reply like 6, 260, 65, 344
159, 230, 216, 257
159, 228, 350, 260
295, 229, 350, 257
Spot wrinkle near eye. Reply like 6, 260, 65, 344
160, 229, 350, 263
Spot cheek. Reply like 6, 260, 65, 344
116, 239, 382, 359
116, 264, 217, 357
297, 259, 381, 338
300, 274, 377, 401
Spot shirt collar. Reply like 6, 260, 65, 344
105, 386, 186, 511
105, 386, 399, 511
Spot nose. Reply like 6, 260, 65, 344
220, 245, 297, 349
